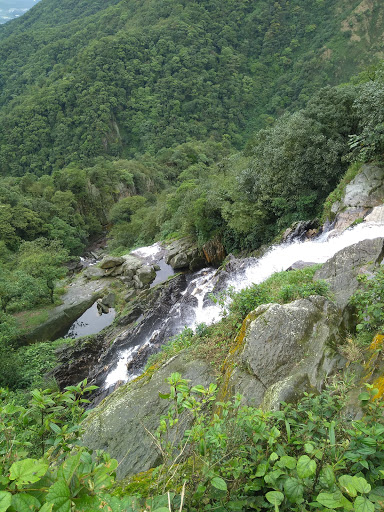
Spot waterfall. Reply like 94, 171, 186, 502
104, 220, 384, 388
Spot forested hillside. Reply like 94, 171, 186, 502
0, 0, 383, 176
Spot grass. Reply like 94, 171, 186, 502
14, 307, 52, 331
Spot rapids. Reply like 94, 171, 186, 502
104, 220, 384, 388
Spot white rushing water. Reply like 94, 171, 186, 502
104, 220, 384, 387
230, 222, 384, 290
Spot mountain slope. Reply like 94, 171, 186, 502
0, 0, 384, 176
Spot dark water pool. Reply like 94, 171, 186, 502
64, 302, 116, 339
150, 258, 174, 288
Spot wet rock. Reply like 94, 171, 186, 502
281, 220, 319, 243
223, 296, 343, 409
343, 164, 384, 208
124, 289, 136, 301
329, 164, 384, 232
135, 265, 156, 286
97, 300, 109, 314
101, 293, 116, 308
331, 207, 368, 233
122, 255, 144, 276
66, 257, 83, 274
50, 333, 108, 388
364, 204, 384, 224
117, 305, 142, 326
99, 256, 125, 269
82, 353, 215, 478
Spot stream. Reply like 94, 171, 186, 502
103, 220, 384, 390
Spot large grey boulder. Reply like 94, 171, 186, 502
82, 353, 215, 479
223, 296, 342, 409
135, 265, 156, 287
99, 256, 125, 269
121, 255, 144, 276
343, 164, 384, 208
315, 237, 384, 312
165, 238, 207, 270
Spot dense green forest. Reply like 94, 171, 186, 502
0, 0, 383, 176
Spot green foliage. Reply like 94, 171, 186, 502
219, 265, 327, 319
145, 328, 196, 371
0, 380, 145, 512
147, 375, 384, 512
0, 0, 373, 175
351, 266, 384, 336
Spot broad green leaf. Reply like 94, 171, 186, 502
320, 466, 336, 489
0, 492, 12, 512
45, 479, 71, 512
354, 496, 374, 512
358, 392, 370, 401
353, 477, 371, 495
264, 469, 284, 486
316, 491, 353, 510
297, 455, 316, 479
226, 501, 246, 510
93, 466, 115, 492
38, 504, 53, 512
58, 451, 82, 485
11, 493, 40, 512
269, 452, 279, 462
369, 486, 384, 504
255, 462, 268, 477
304, 443, 314, 454
339, 475, 357, 497
211, 477, 227, 491
9, 459, 48, 485
278, 456, 296, 469
284, 477, 304, 503
191, 385, 206, 393
266, 491, 284, 506
72, 495, 101, 512
49, 422, 61, 434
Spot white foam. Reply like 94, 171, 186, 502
131, 242, 163, 259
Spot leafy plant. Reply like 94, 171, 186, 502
138, 376, 384, 512
351, 267, 384, 336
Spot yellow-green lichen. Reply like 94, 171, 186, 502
216, 309, 258, 404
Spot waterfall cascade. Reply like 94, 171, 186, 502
104, 220, 384, 388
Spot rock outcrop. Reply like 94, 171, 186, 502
221, 296, 343, 410
165, 238, 207, 270
85, 253, 157, 289
202, 237, 226, 267
330, 164, 384, 232
82, 353, 215, 479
